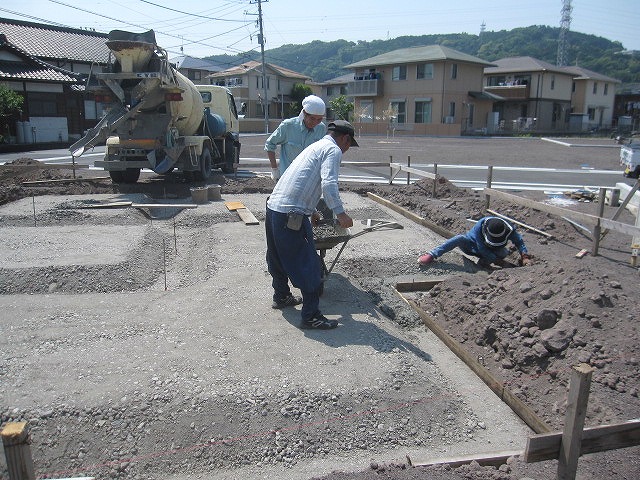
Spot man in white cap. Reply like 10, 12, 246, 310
265, 94, 326, 182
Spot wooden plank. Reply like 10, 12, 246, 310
486, 208, 554, 239
401, 295, 551, 434
395, 279, 447, 292
575, 249, 589, 258
389, 163, 438, 180
524, 419, 640, 463
485, 188, 640, 238
410, 449, 523, 468
132, 203, 198, 209
367, 192, 454, 238
22, 176, 110, 185
77, 201, 133, 209
224, 200, 246, 211
236, 207, 259, 225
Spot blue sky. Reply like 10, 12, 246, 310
1, 0, 638, 58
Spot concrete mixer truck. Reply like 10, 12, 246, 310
70, 29, 240, 183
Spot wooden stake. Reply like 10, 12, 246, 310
1, 422, 36, 480
558, 363, 594, 480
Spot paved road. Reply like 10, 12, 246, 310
1, 134, 634, 191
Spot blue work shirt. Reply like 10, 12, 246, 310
264, 116, 326, 175
267, 135, 345, 216
430, 217, 528, 263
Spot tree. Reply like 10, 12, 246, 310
288, 83, 313, 117
0, 85, 24, 143
329, 95, 354, 121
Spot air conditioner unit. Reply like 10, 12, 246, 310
444, 116, 455, 124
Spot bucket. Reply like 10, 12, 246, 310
190, 187, 208, 204
207, 184, 222, 201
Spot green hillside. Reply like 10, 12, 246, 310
206, 25, 639, 85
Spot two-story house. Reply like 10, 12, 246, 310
562, 65, 620, 131
483, 57, 619, 133
343, 45, 497, 136
208, 60, 311, 132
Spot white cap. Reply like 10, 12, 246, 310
301, 95, 325, 115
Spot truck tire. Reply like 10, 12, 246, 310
196, 146, 213, 181
221, 138, 238, 174
110, 168, 141, 184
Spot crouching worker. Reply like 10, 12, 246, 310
417, 216, 532, 268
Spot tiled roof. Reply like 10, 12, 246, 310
0, 35, 81, 83
560, 65, 621, 83
171, 55, 223, 72
0, 17, 109, 64
344, 45, 495, 69
484, 56, 569, 75
210, 60, 308, 80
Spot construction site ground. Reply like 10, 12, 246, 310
0, 135, 639, 479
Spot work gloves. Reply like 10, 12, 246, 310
271, 168, 280, 182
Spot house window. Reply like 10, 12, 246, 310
28, 92, 59, 116
417, 63, 433, 80
588, 107, 595, 120
415, 100, 432, 123
359, 100, 373, 123
593, 82, 598, 94
604, 83, 609, 95
450, 63, 457, 79
194, 71, 201, 81
326, 86, 335, 96
572, 82, 576, 93
449, 102, 456, 117
390, 101, 406, 123
551, 76, 555, 90
392, 66, 407, 81
340, 86, 347, 95
487, 76, 506, 86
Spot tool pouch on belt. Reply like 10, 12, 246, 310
286, 211, 304, 231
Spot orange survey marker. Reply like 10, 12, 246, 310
224, 201, 246, 211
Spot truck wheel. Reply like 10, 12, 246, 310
221, 140, 238, 174
110, 168, 140, 184
196, 147, 213, 181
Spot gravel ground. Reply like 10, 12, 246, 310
1, 135, 639, 479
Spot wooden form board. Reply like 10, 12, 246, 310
395, 289, 552, 435
224, 201, 259, 225
485, 188, 640, 238
524, 419, 640, 463
367, 192, 454, 239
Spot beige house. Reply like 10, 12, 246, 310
208, 60, 311, 132
483, 57, 620, 132
562, 65, 620, 130
343, 45, 497, 136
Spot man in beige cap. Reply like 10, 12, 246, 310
265, 94, 326, 181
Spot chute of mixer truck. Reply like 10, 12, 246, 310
70, 29, 240, 183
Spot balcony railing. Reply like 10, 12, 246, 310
484, 84, 530, 100
347, 78, 383, 97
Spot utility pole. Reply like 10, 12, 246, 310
251, 0, 270, 134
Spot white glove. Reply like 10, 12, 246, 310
271, 168, 280, 182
